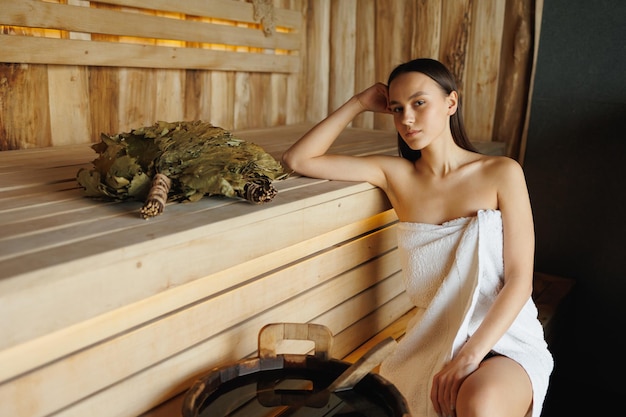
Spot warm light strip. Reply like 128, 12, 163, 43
0, 25, 297, 55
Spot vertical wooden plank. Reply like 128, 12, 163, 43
374, 0, 407, 130
285, 71, 304, 124
232, 13, 256, 129
286, 0, 307, 125
266, 0, 291, 127
329, 0, 357, 114
269, 73, 288, 125
412, 0, 442, 59
398, 2, 418, 64
154, 10, 185, 123
0, 63, 51, 150
47, 0, 92, 146
88, 66, 119, 139
47, 65, 92, 146
353, 0, 376, 129
182, 13, 210, 124
374, 0, 393, 130
154, 69, 184, 123
210, 71, 235, 129
87, 0, 120, 139
305, 0, 330, 122
233, 72, 251, 129
118, 68, 157, 131
374, 0, 411, 78
252, 72, 270, 127
183, 69, 206, 122
116, 5, 157, 131
493, 0, 533, 159
463, 0, 505, 142
439, 0, 472, 95
518, 0, 544, 165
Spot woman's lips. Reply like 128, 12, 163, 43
405, 129, 420, 138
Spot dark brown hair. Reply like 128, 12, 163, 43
387, 58, 478, 161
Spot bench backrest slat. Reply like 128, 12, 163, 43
0, 0, 301, 73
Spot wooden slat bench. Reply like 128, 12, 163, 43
0, 125, 407, 417
531, 272, 576, 346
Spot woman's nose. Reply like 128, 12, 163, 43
402, 109, 414, 125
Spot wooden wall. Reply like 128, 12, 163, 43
0, 0, 536, 159
0, 0, 306, 150
311, 0, 536, 159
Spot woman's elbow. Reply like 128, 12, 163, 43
514, 276, 534, 301
281, 149, 298, 172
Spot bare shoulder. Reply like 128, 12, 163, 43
477, 155, 526, 185
476, 155, 532, 219
478, 154, 522, 170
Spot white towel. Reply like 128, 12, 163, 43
380, 209, 553, 417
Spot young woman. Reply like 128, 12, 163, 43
282, 58, 553, 417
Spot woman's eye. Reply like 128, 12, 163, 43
391, 107, 403, 113
414, 100, 425, 107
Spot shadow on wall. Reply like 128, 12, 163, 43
522, 3, 626, 415
522, 2, 626, 415
528, 98, 626, 417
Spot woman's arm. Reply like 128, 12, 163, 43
461, 158, 535, 359
282, 83, 392, 187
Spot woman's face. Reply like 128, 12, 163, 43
387, 72, 456, 151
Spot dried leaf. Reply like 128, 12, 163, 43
77, 121, 286, 212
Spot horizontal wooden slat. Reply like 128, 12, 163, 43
0, 179, 380, 265
0, 35, 300, 72
96, 0, 303, 30
0, 187, 86, 217
342, 307, 417, 364
0, 257, 403, 417
0, 126, 397, 348
51, 280, 410, 417
0, 0, 300, 51
139, 291, 414, 417
0, 182, 392, 348
0, 211, 398, 381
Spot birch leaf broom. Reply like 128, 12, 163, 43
77, 121, 286, 219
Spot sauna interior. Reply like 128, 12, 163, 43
1, 0, 624, 416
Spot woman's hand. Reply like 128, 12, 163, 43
355, 83, 392, 114
430, 354, 480, 417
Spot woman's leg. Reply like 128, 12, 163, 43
456, 355, 533, 417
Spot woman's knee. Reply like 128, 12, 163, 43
456, 379, 501, 417
455, 356, 532, 417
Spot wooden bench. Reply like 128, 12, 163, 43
531, 272, 575, 346
0, 125, 410, 417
